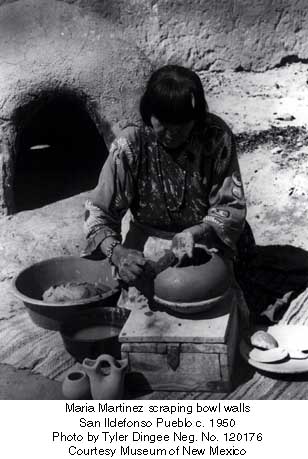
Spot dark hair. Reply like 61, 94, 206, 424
140, 65, 208, 126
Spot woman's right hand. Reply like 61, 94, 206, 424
111, 245, 147, 285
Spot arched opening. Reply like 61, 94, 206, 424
13, 91, 108, 212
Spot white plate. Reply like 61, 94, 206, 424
249, 347, 288, 363
241, 325, 308, 373
288, 349, 308, 360
267, 324, 308, 351
240, 339, 308, 374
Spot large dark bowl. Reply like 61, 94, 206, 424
12, 256, 121, 330
60, 306, 130, 362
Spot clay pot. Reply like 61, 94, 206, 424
154, 245, 231, 308
82, 354, 128, 400
62, 370, 91, 399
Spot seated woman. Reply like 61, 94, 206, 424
83, 65, 254, 290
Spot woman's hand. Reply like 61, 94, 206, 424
111, 245, 147, 285
171, 231, 194, 264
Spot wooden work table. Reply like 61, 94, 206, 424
122, 288, 308, 400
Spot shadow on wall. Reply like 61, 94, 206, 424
12, 89, 108, 212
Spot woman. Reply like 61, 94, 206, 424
83, 65, 254, 286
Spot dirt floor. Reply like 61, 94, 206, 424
0, 363, 63, 399
203, 63, 308, 249
1, 62, 308, 398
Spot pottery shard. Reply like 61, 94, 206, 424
250, 330, 278, 350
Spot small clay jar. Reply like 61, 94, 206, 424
83, 354, 128, 400
62, 370, 91, 400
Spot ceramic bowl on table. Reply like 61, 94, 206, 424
12, 256, 121, 330
154, 245, 232, 314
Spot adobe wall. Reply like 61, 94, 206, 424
1, 0, 308, 214
58, 0, 308, 71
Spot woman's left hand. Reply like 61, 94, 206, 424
171, 231, 194, 264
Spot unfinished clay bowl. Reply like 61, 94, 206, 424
154, 245, 231, 314
12, 256, 120, 330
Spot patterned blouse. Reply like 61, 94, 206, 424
83, 113, 247, 256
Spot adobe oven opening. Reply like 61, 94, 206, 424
13, 90, 107, 212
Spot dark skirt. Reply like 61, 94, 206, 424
235, 221, 308, 324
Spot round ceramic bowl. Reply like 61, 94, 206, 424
154, 245, 232, 314
12, 256, 121, 330
60, 307, 130, 362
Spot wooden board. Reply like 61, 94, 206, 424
127, 351, 224, 392
120, 290, 236, 344
122, 342, 230, 354
121, 291, 239, 392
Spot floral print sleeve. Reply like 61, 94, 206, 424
203, 128, 247, 252
83, 127, 138, 256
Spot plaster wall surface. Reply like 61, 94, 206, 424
57, 0, 308, 71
